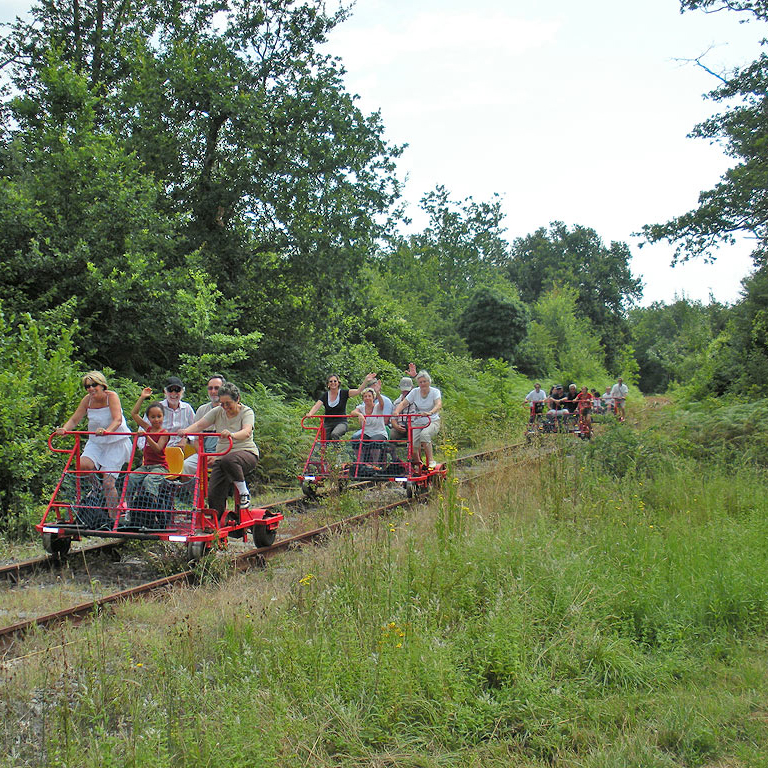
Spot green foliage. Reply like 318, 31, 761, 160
614, 344, 640, 388
629, 297, 728, 393
508, 222, 642, 368
519, 285, 610, 385
239, 383, 308, 487
643, 5, 768, 263
0, 0, 402, 386
582, 419, 676, 479
377, 187, 516, 353
647, 267, 768, 400
0, 303, 82, 531
710, 265, 768, 396
675, 397, 768, 466
175, 268, 263, 391
458, 286, 529, 361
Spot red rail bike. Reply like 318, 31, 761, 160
37, 431, 282, 561
299, 414, 446, 499
524, 399, 592, 441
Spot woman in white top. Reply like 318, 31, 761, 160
349, 387, 388, 466
393, 370, 442, 469
55, 370, 132, 519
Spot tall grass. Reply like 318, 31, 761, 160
3, 418, 768, 766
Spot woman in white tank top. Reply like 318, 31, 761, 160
55, 370, 132, 521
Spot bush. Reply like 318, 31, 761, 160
0, 304, 83, 533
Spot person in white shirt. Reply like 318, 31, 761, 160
394, 370, 442, 469
160, 376, 196, 448
524, 382, 546, 423
602, 386, 614, 413
349, 377, 388, 441
610, 377, 629, 421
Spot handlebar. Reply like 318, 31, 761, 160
49, 429, 234, 457
300, 413, 432, 429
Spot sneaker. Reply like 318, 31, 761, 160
428, 460, 437, 469
238, 493, 251, 511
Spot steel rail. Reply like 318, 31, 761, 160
0, 541, 123, 583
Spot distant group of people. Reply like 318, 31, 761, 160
306, 364, 443, 470
525, 377, 629, 426
56, 372, 257, 522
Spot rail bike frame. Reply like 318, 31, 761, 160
524, 400, 592, 441
299, 413, 446, 498
37, 430, 282, 558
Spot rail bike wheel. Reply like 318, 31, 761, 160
42, 532, 71, 558
187, 540, 209, 562
406, 481, 414, 499
301, 480, 317, 499
252, 524, 276, 548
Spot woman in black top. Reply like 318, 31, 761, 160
306, 372, 375, 441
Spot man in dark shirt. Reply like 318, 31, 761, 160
564, 384, 579, 414
546, 385, 568, 422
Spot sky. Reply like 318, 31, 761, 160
2, 0, 765, 306
321, 0, 767, 306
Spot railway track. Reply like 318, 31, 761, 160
0, 540, 122, 583
0, 442, 525, 653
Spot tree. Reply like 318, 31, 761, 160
0, 0, 402, 384
642, 2, 768, 264
458, 287, 529, 361
518, 286, 609, 384
629, 298, 728, 392
680, 1, 768, 22
507, 222, 642, 369
378, 187, 515, 353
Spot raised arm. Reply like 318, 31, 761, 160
348, 372, 376, 398
130, 387, 153, 430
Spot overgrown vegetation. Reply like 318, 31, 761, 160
3, 410, 768, 766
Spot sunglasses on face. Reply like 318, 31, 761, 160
84, 382, 98, 389
166, 387, 182, 393
207, 385, 220, 390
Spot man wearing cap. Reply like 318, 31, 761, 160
160, 376, 196, 448
546, 385, 569, 420
390, 376, 416, 442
